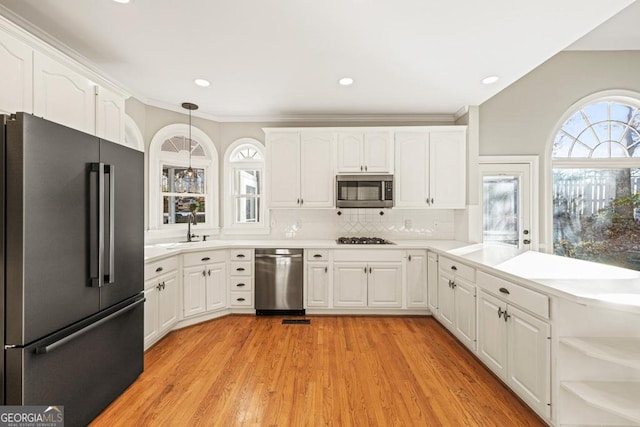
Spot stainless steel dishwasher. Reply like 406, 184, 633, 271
255, 248, 305, 315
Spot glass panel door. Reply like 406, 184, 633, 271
479, 163, 532, 249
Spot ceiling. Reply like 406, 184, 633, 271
0, 0, 637, 121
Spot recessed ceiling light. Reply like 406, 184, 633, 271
482, 75, 499, 85
338, 77, 354, 86
112, 0, 131, 3
194, 78, 211, 87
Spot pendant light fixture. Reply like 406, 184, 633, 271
182, 102, 198, 193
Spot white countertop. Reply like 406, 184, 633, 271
144, 239, 640, 313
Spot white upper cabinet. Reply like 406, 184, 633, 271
0, 28, 33, 115
337, 131, 392, 173
395, 127, 466, 208
267, 130, 334, 208
96, 85, 125, 143
429, 130, 466, 208
33, 51, 96, 135
267, 132, 301, 208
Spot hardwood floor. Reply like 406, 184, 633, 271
91, 316, 546, 426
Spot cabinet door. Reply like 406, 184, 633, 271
96, 86, 125, 144
477, 290, 508, 379
307, 263, 330, 307
206, 262, 227, 312
437, 273, 455, 330
427, 252, 438, 313
158, 273, 179, 333
0, 29, 33, 115
429, 130, 466, 208
394, 132, 429, 207
368, 263, 402, 308
363, 131, 391, 172
507, 304, 551, 418
183, 265, 207, 317
333, 263, 368, 307
300, 132, 335, 207
453, 277, 476, 351
337, 132, 363, 172
143, 285, 159, 347
406, 251, 428, 308
267, 132, 300, 207
33, 52, 96, 135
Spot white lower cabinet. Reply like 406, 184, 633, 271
333, 250, 402, 309
405, 250, 428, 308
477, 272, 551, 420
307, 263, 330, 307
229, 249, 254, 307
183, 251, 227, 317
143, 256, 179, 349
436, 256, 477, 351
426, 252, 438, 313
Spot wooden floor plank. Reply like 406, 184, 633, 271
91, 315, 547, 427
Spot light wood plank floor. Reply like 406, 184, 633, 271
91, 316, 546, 426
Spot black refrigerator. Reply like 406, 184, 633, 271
1, 113, 144, 426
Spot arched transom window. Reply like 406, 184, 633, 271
552, 97, 640, 271
224, 138, 265, 232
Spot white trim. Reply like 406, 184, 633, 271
148, 124, 219, 232
222, 138, 268, 234
454, 106, 469, 121
124, 114, 145, 152
478, 155, 540, 251
544, 90, 640, 254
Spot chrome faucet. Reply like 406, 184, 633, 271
186, 212, 198, 242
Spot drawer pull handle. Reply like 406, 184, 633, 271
237, 283, 246, 287
201, 257, 211, 261
451, 265, 457, 271
155, 267, 163, 273
313, 254, 323, 258
236, 254, 246, 258
499, 287, 510, 295
236, 267, 245, 272
237, 297, 246, 302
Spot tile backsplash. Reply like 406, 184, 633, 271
269, 208, 456, 240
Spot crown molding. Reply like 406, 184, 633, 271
453, 106, 470, 121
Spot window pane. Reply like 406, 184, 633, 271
553, 168, 640, 271
235, 169, 261, 195
162, 165, 205, 193
163, 196, 206, 224
235, 197, 260, 223
483, 176, 519, 246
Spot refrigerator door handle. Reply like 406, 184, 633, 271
34, 298, 145, 355
89, 163, 105, 287
104, 164, 115, 284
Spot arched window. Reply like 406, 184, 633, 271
552, 95, 640, 270
224, 138, 266, 233
149, 124, 218, 234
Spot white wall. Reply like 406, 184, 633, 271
479, 50, 640, 250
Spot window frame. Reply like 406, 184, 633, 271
546, 90, 640, 260
148, 123, 219, 237
223, 138, 267, 234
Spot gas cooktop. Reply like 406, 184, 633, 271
336, 237, 395, 245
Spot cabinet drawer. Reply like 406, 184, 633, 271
230, 277, 253, 291
477, 271, 549, 319
439, 256, 475, 283
144, 256, 177, 280
183, 250, 226, 267
307, 249, 329, 261
229, 249, 253, 261
230, 261, 253, 276
230, 291, 253, 307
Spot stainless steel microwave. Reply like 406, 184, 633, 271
336, 174, 393, 208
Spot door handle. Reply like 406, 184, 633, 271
35, 298, 145, 354
104, 164, 115, 284
498, 307, 504, 318
523, 239, 531, 245
89, 163, 103, 287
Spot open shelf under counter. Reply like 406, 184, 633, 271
561, 381, 640, 425
561, 337, 640, 370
